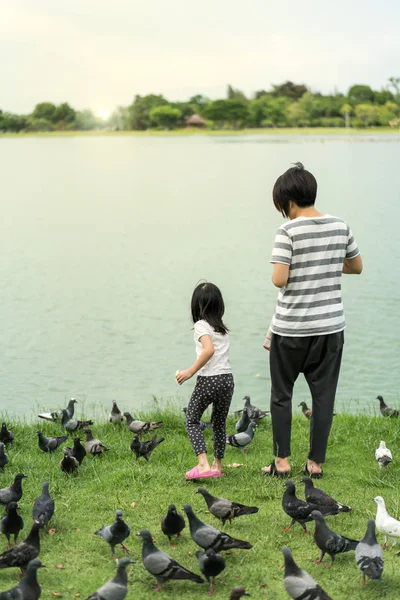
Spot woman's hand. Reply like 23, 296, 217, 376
176, 369, 193, 385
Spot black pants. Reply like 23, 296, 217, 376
269, 331, 344, 463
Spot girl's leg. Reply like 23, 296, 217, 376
185, 377, 213, 473
210, 374, 234, 473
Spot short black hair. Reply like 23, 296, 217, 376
191, 282, 228, 335
273, 162, 317, 217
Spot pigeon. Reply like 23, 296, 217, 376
282, 480, 339, 533
85, 557, 134, 600
0, 423, 14, 445
230, 587, 251, 599
38, 398, 77, 422
302, 477, 351, 513
61, 409, 93, 433
95, 510, 130, 558
374, 496, 400, 548
0, 521, 41, 573
35, 430, 68, 454
161, 505, 186, 545
0, 502, 24, 546
137, 528, 204, 591
83, 429, 109, 455
311, 510, 359, 566
123, 412, 163, 435
298, 402, 312, 419
109, 400, 124, 424
235, 408, 250, 433
130, 434, 164, 461
243, 396, 268, 422
196, 548, 225, 595
197, 487, 259, 526
182, 407, 212, 431
68, 436, 86, 465
376, 395, 399, 417
32, 482, 54, 528
226, 421, 257, 451
60, 448, 79, 474
0, 558, 45, 600
355, 520, 384, 584
282, 546, 333, 599
0, 443, 9, 471
0, 474, 27, 506
183, 504, 253, 551
375, 441, 392, 469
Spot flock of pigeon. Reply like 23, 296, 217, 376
0, 392, 399, 599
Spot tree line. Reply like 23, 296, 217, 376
1, 79, 400, 133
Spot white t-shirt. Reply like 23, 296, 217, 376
194, 320, 232, 376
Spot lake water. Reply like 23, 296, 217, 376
1, 133, 400, 418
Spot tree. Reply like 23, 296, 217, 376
75, 109, 99, 130
227, 85, 248, 103
26, 117, 53, 132
108, 106, 131, 130
0, 112, 27, 132
376, 101, 399, 126
340, 104, 352, 128
52, 102, 76, 128
32, 102, 57, 121
347, 85, 374, 106
128, 94, 168, 130
247, 95, 290, 127
354, 104, 379, 127
388, 77, 400, 104
271, 81, 308, 100
149, 105, 182, 129
373, 89, 394, 105
204, 99, 248, 128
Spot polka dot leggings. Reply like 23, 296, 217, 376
185, 374, 234, 459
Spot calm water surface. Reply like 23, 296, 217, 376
1, 133, 400, 417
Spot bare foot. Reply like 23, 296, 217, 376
262, 458, 291, 475
306, 460, 322, 475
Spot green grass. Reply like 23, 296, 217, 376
1, 405, 400, 599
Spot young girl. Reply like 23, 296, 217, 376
176, 282, 234, 480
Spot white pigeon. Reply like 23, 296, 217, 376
374, 496, 400, 548
375, 441, 392, 469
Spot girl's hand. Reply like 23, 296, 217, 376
176, 369, 193, 385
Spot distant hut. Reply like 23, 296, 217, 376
185, 113, 207, 128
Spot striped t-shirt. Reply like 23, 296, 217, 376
270, 215, 359, 337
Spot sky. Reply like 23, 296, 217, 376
1, 0, 399, 115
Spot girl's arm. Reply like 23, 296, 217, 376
176, 335, 214, 384
342, 254, 363, 274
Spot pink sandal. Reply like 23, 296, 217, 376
185, 466, 221, 480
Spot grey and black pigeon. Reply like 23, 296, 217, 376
83, 429, 109, 455
0, 558, 45, 600
355, 519, 384, 584
282, 546, 332, 599
109, 401, 123, 424
226, 421, 257, 451
0, 443, 9, 471
0, 423, 14, 446
243, 396, 268, 422
0, 474, 27, 506
183, 504, 253, 551
32, 482, 54, 528
60, 448, 79, 474
182, 407, 212, 431
235, 409, 250, 434
302, 477, 351, 513
197, 487, 259, 526
95, 510, 130, 558
123, 413, 163, 435
0, 521, 41, 573
0, 502, 24, 547
86, 557, 134, 600
130, 434, 164, 461
61, 409, 93, 433
196, 548, 225, 595
311, 510, 359, 566
298, 402, 312, 419
35, 430, 68, 454
138, 528, 204, 591
282, 480, 339, 533
376, 395, 399, 417
68, 436, 86, 465
230, 587, 251, 599
161, 504, 185, 545
38, 398, 77, 422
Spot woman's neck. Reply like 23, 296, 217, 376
288, 205, 324, 220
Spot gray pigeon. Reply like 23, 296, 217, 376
230, 587, 251, 599
35, 430, 68, 454
32, 483, 54, 528
243, 396, 268, 421
109, 401, 123, 424
130, 434, 164, 461
311, 510, 359, 566
86, 557, 134, 600
60, 448, 79, 474
302, 477, 351, 513
83, 429, 109, 455
282, 546, 333, 599
282, 480, 339, 533
123, 413, 163, 435
0, 443, 9, 471
137, 528, 204, 591
355, 520, 384, 584
0, 474, 27, 506
0, 558, 45, 600
195, 548, 225, 595
235, 409, 250, 433
183, 505, 253, 551
0, 521, 41, 573
226, 421, 256, 451
197, 487, 259, 525
68, 436, 86, 465
161, 505, 186, 545
298, 402, 312, 419
95, 510, 130, 558
182, 407, 212, 431
0, 423, 14, 445
61, 409, 93, 433
376, 395, 399, 417
0, 502, 24, 546
38, 398, 77, 422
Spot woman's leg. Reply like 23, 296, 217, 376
210, 374, 234, 473
185, 377, 213, 473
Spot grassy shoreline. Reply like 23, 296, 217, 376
0, 409, 399, 599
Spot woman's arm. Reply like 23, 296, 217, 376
272, 263, 290, 288
342, 254, 363, 274
176, 335, 214, 384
